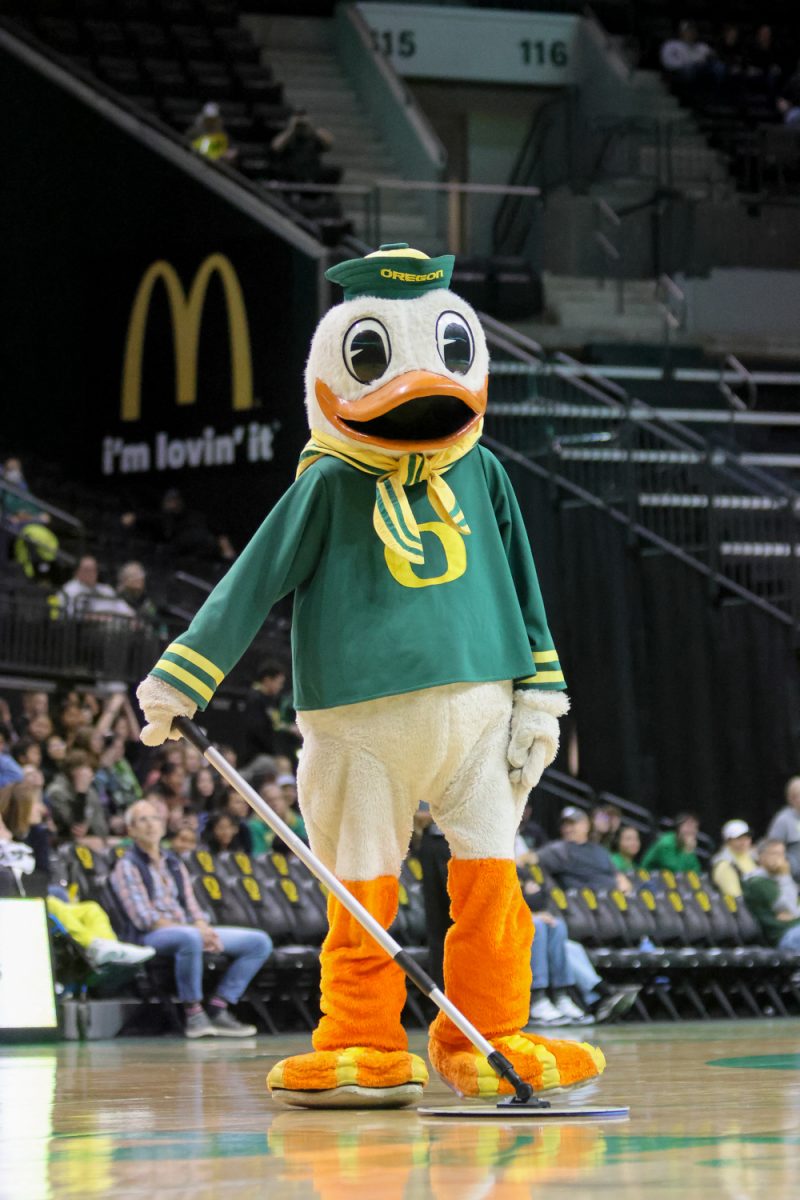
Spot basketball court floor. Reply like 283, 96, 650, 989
2, 1020, 799, 1199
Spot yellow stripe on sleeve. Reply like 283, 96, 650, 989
167, 643, 225, 684
530, 669, 565, 683
532, 650, 560, 664
154, 659, 214, 703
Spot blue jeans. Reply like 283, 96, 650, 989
566, 940, 603, 1006
144, 925, 272, 1004
530, 915, 571, 990
778, 924, 800, 953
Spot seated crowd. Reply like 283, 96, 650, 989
2, 672, 800, 1036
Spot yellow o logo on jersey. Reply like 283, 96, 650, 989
385, 521, 466, 588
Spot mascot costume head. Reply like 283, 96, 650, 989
137, 243, 606, 1108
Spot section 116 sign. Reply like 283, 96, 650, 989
357, 2, 579, 85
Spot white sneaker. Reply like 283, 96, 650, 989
529, 996, 570, 1026
86, 939, 156, 968
553, 994, 595, 1024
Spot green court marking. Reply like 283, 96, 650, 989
601, 1134, 800, 1161
707, 1054, 800, 1071
49, 1130, 270, 1162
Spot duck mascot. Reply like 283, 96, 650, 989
136, 243, 606, 1108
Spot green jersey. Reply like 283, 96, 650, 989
150, 444, 565, 711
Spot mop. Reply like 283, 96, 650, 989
174, 716, 629, 1121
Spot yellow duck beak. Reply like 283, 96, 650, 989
315, 370, 488, 452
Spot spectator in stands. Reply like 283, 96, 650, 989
641, 813, 702, 875
170, 822, 198, 857
0, 456, 50, 527
190, 765, 225, 812
250, 782, 305, 845
58, 555, 135, 619
45, 748, 109, 848
711, 819, 758, 898
94, 732, 142, 830
590, 802, 621, 849
745, 25, 784, 96
767, 777, 800, 880
153, 760, 189, 808
537, 807, 632, 894
26, 713, 53, 747
660, 20, 713, 84
18, 689, 50, 734
121, 488, 235, 563
742, 839, 800, 952
166, 805, 199, 842
611, 825, 641, 873
713, 23, 744, 88
242, 661, 300, 764
247, 780, 283, 854
0, 780, 152, 967
517, 799, 547, 855
116, 562, 164, 633
58, 698, 90, 744
187, 102, 236, 163
202, 811, 252, 856
113, 799, 272, 1037
242, 661, 286, 762
10, 735, 41, 771
270, 109, 337, 184
777, 97, 800, 125
0, 723, 24, 787
43, 733, 67, 783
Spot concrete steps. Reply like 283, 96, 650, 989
243, 16, 426, 244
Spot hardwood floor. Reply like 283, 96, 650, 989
2, 1021, 799, 1199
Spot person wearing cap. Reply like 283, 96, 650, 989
711, 820, 758, 899
187, 102, 233, 162
641, 813, 702, 876
538, 807, 632, 894
135, 242, 604, 1106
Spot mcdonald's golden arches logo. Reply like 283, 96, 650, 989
121, 253, 254, 421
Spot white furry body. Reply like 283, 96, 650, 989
297, 681, 566, 880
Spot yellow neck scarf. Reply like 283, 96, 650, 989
297, 423, 482, 564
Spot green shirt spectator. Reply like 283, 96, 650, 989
743, 874, 800, 946
611, 825, 641, 874
742, 840, 800, 953
642, 815, 701, 875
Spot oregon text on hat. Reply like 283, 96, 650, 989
379, 267, 445, 283
325, 242, 454, 301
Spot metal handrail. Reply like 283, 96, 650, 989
492, 93, 571, 255
0, 479, 85, 534
718, 354, 757, 413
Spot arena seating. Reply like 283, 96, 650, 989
518, 858, 800, 1021
1, 0, 351, 243
33, 838, 798, 1031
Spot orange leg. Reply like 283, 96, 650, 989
268, 876, 428, 1104
428, 859, 605, 1096
313, 876, 408, 1052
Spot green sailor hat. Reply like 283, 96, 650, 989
325, 243, 455, 301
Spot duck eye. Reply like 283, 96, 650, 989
343, 319, 391, 384
436, 311, 474, 375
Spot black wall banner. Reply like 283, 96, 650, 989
0, 38, 323, 543
506, 459, 800, 839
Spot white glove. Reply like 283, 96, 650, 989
136, 675, 197, 747
507, 690, 570, 792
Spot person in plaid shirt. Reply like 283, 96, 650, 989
112, 799, 272, 1037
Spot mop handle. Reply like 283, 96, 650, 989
173, 716, 536, 1102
